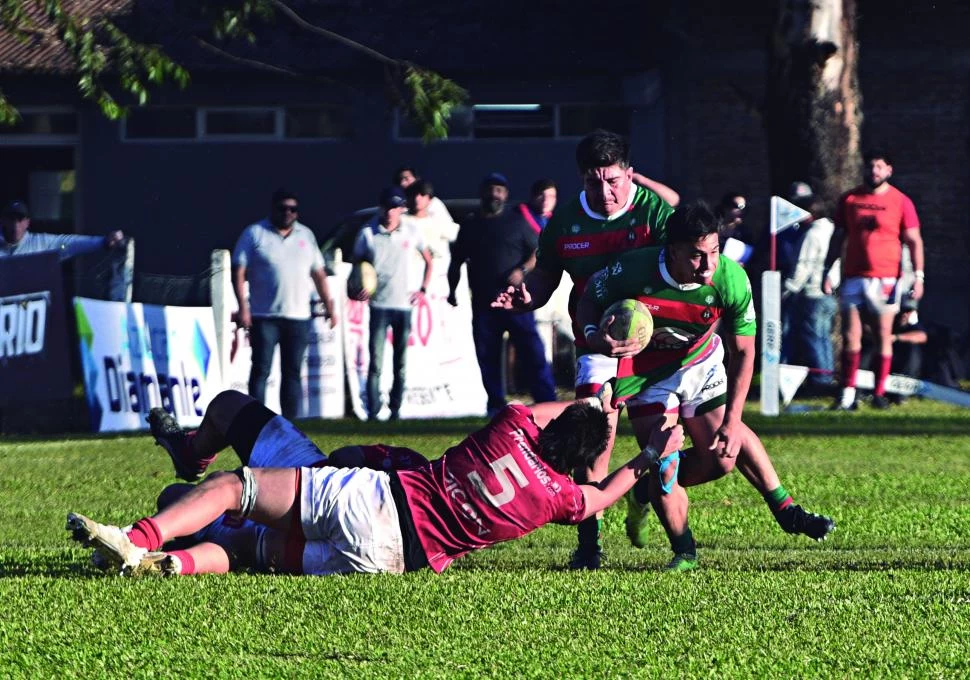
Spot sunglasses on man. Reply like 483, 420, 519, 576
276, 204, 299, 213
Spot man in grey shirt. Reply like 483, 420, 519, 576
353, 187, 432, 420
1, 200, 125, 260
232, 189, 336, 420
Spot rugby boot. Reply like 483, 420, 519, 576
568, 547, 605, 571
664, 552, 698, 572
147, 407, 214, 482
66, 513, 147, 575
775, 504, 836, 541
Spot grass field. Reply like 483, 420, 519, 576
1, 399, 969, 678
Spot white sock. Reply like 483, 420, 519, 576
840, 387, 857, 407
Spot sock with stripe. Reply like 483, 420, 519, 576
764, 485, 794, 514
126, 517, 163, 551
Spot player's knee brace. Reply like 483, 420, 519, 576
234, 466, 259, 518
655, 452, 682, 495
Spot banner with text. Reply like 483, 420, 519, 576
74, 298, 223, 432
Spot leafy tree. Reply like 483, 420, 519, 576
0, 0, 467, 141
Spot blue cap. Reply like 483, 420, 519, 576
379, 186, 407, 210
481, 172, 509, 188
2, 200, 28, 217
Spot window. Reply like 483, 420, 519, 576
285, 107, 351, 139
203, 109, 277, 137
0, 112, 77, 136
560, 104, 631, 137
124, 108, 196, 139
394, 103, 630, 140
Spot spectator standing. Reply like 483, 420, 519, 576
403, 179, 459, 263
353, 187, 432, 420
448, 173, 556, 415
1, 200, 125, 260
716, 192, 757, 265
830, 149, 924, 410
392, 166, 454, 223
517, 178, 558, 233
780, 182, 838, 391
232, 189, 336, 420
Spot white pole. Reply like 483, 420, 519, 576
210, 249, 232, 390
760, 271, 782, 416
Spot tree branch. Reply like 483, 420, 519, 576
193, 36, 301, 77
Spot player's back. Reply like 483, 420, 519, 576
396, 404, 585, 572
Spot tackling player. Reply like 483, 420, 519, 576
493, 130, 830, 569
67, 389, 683, 577
576, 202, 835, 570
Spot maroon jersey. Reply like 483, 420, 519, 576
396, 404, 586, 573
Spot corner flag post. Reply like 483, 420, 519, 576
760, 196, 812, 416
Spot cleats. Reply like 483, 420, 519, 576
664, 552, 698, 572
66, 513, 147, 575
624, 491, 651, 549
147, 407, 211, 482
568, 547, 605, 571
870, 394, 891, 410
775, 504, 836, 541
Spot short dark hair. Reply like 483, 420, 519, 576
575, 129, 631, 173
863, 148, 893, 166
537, 402, 611, 475
392, 166, 418, 184
666, 200, 722, 245
406, 179, 434, 200
271, 188, 298, 205
530, 178, 557, 196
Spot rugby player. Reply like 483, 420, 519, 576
493, 130, 832, 569
67, 389, 683, 576
576, 202, 835, 570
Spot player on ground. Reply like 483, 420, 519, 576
67, 389, 683, 577
576, 202, 835, 570
493, 130, 831, 569
829, 149, 925, 410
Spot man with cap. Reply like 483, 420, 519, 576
448, 173, 556, 415
232, 189, 337, 421
352, 187, 433, 420
779, 182, 839, 392
0, 200, 125, 259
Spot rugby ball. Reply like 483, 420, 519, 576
601, 299, 653, 351
348, 261, 378, 298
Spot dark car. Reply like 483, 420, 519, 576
319, 198, 480, 273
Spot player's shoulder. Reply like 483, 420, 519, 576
545, 196, 584, 230
714, 255, 751, 290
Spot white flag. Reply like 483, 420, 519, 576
770, 196, 812, 234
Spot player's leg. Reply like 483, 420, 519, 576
367, 308, 389, 419
835, 278, 865, 409
278, 317, 310, 420
387, 309, 410, 419
505, 311, 557, 404
869, 293, 898, 408
568, 353, 619, 570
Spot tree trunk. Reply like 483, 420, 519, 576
766, 0, 862, 208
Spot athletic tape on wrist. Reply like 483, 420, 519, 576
583, 324, 598, 340
237, 466, 259, 518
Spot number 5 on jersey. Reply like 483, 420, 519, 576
467, 454, 529, 507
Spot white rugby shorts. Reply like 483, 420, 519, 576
248, 415, 328, 468
626, 336, 727, 419
839, 276, 900, 315
299, 466, 406, 575
575, 353, 619, 397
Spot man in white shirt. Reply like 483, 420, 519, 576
1, 200, 124, 260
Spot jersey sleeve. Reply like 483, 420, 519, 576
901, 194, 920, 230
305, 229, 325, 271
719, 259, 757, 336
352, 225, 372, 262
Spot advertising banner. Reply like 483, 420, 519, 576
74, 298, 223, 432
0, 252, 72, 406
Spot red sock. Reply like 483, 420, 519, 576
168, 550, 195, 575
842, 349, 861, 388
874, 354, 893, 396
127, 517, 163, 551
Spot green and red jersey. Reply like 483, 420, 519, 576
536, 185, 673, 353
588, 246, 757, 397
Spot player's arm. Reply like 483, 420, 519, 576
713, 332, 756, 458
310, 267, 337, 327
632, 173, 680, 207
580, 423, 684, 519
901, 227, 925, 301
414, 247, 433, 303
232, 264, 250, 329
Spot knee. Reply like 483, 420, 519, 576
709, 455, 737, 480
156, 482, 195, 512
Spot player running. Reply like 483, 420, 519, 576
576, 201, 835, 570
66, 389, 683, 577
493, 129, 832, 569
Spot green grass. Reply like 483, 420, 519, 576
1, 400, 969, 678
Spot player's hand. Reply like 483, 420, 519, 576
822, 279, 834, 296
104, 230, 125, 249
506, 267, 525, 288
326, 309, 338, 329
491, 283, 532, 311
353, 289, 371, 302
649, 420, 685, 458
237, 307, 252, 330
410, 289, 426, 305
588, 316, 644, 358
911, 279, 924, 301
710, 420, 742, 459
594, 379, 623, 415
446, 292, 458, 307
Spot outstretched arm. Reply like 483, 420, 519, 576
491, 264, 563, 312
580, 423, 684, 519
633, 173, 680, 207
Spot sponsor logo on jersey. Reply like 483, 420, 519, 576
0, 291, 50, 359
444, 469, 490, 537
563, 241, 591, 251
702, 378, 725, 393
571, 224, 581, 233
651, 326, 695, 350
